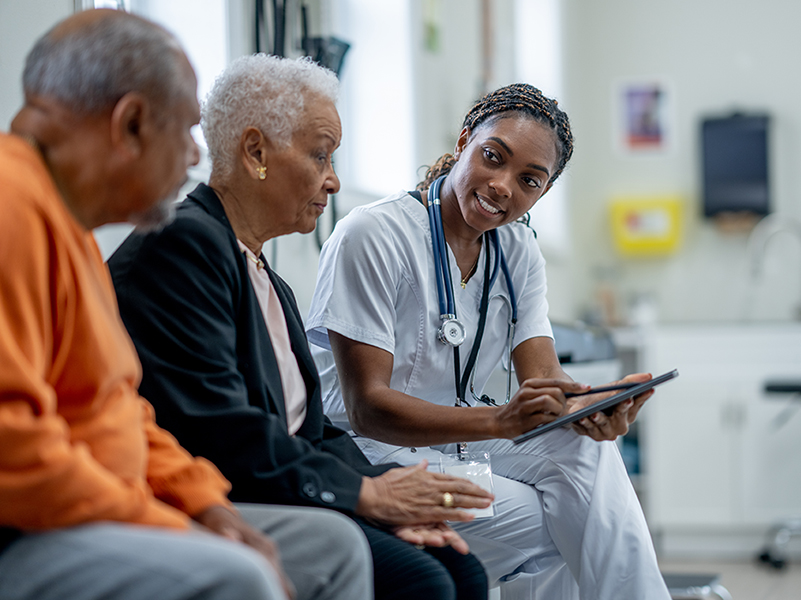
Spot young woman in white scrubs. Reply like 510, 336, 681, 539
306, 84, 670, 600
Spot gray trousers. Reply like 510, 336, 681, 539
0, 504, 372, 600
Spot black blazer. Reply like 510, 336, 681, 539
109, 183, 392, 514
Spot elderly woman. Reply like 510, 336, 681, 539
108, 55, 491, 600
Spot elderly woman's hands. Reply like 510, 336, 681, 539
393, 522, 471, 555
568, 372, 655, 441
356, 461, 493, 550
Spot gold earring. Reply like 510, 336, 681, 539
257, 165, 266, 180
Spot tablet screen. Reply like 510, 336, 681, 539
512, 369, 679, 445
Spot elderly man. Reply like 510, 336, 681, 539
0, 10, 372, 600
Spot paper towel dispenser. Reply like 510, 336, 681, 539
701, 113, 770, 217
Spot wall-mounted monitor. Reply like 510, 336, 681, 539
701, 114, 770, 217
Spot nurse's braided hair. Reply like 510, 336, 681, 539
417, 83, 573, 190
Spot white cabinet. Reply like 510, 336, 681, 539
642, 325, 801, 548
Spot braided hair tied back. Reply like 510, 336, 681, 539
417, 83, 573, 191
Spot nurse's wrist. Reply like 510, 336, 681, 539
487, 408, 505, 439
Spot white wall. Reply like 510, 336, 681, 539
561, 0, 801, 325
260, 0, 801, 325
280, 0, 498, 317
0, 0, 73, 129
7, 0, 798, 326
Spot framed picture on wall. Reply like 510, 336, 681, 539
616, 80, 671, 153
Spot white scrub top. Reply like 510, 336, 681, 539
306, 190, 553, 463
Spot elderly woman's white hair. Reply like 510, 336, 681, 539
202, 54, 339, 178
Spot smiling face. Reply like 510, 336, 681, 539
441, 113, 559, 238
261, 95, 341, 236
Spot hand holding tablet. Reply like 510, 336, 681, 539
512, 369, 679, 444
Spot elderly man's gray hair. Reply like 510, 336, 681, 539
23, 11, 186, 119
201, 54, 339, 178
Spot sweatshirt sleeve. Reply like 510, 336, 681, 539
142, 399, 233, 517
0, 185, 195, 531
0, 400, 190, 530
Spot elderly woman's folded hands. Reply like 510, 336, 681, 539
356, 461, 493, 551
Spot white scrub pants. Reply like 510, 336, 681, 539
379, 428, 670, 600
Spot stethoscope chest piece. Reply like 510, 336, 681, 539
425, 174, 518, 411
438, 317, 466, 347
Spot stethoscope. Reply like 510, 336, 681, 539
426, 175, 518, 410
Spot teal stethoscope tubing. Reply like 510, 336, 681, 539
426, 175, 518, 407
427, 175, 454, 319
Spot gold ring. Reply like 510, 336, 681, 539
442, 492, 455, 508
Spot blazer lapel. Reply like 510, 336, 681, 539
251, 307, 288, 422
187, 184, 288, 422
265, 266, 319, 401
243, 260, 287, 422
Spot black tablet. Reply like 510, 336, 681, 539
512, 369, 679, 444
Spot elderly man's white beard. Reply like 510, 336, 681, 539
130, 195, 178, 233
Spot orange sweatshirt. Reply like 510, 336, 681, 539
0, 132, 231, 532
